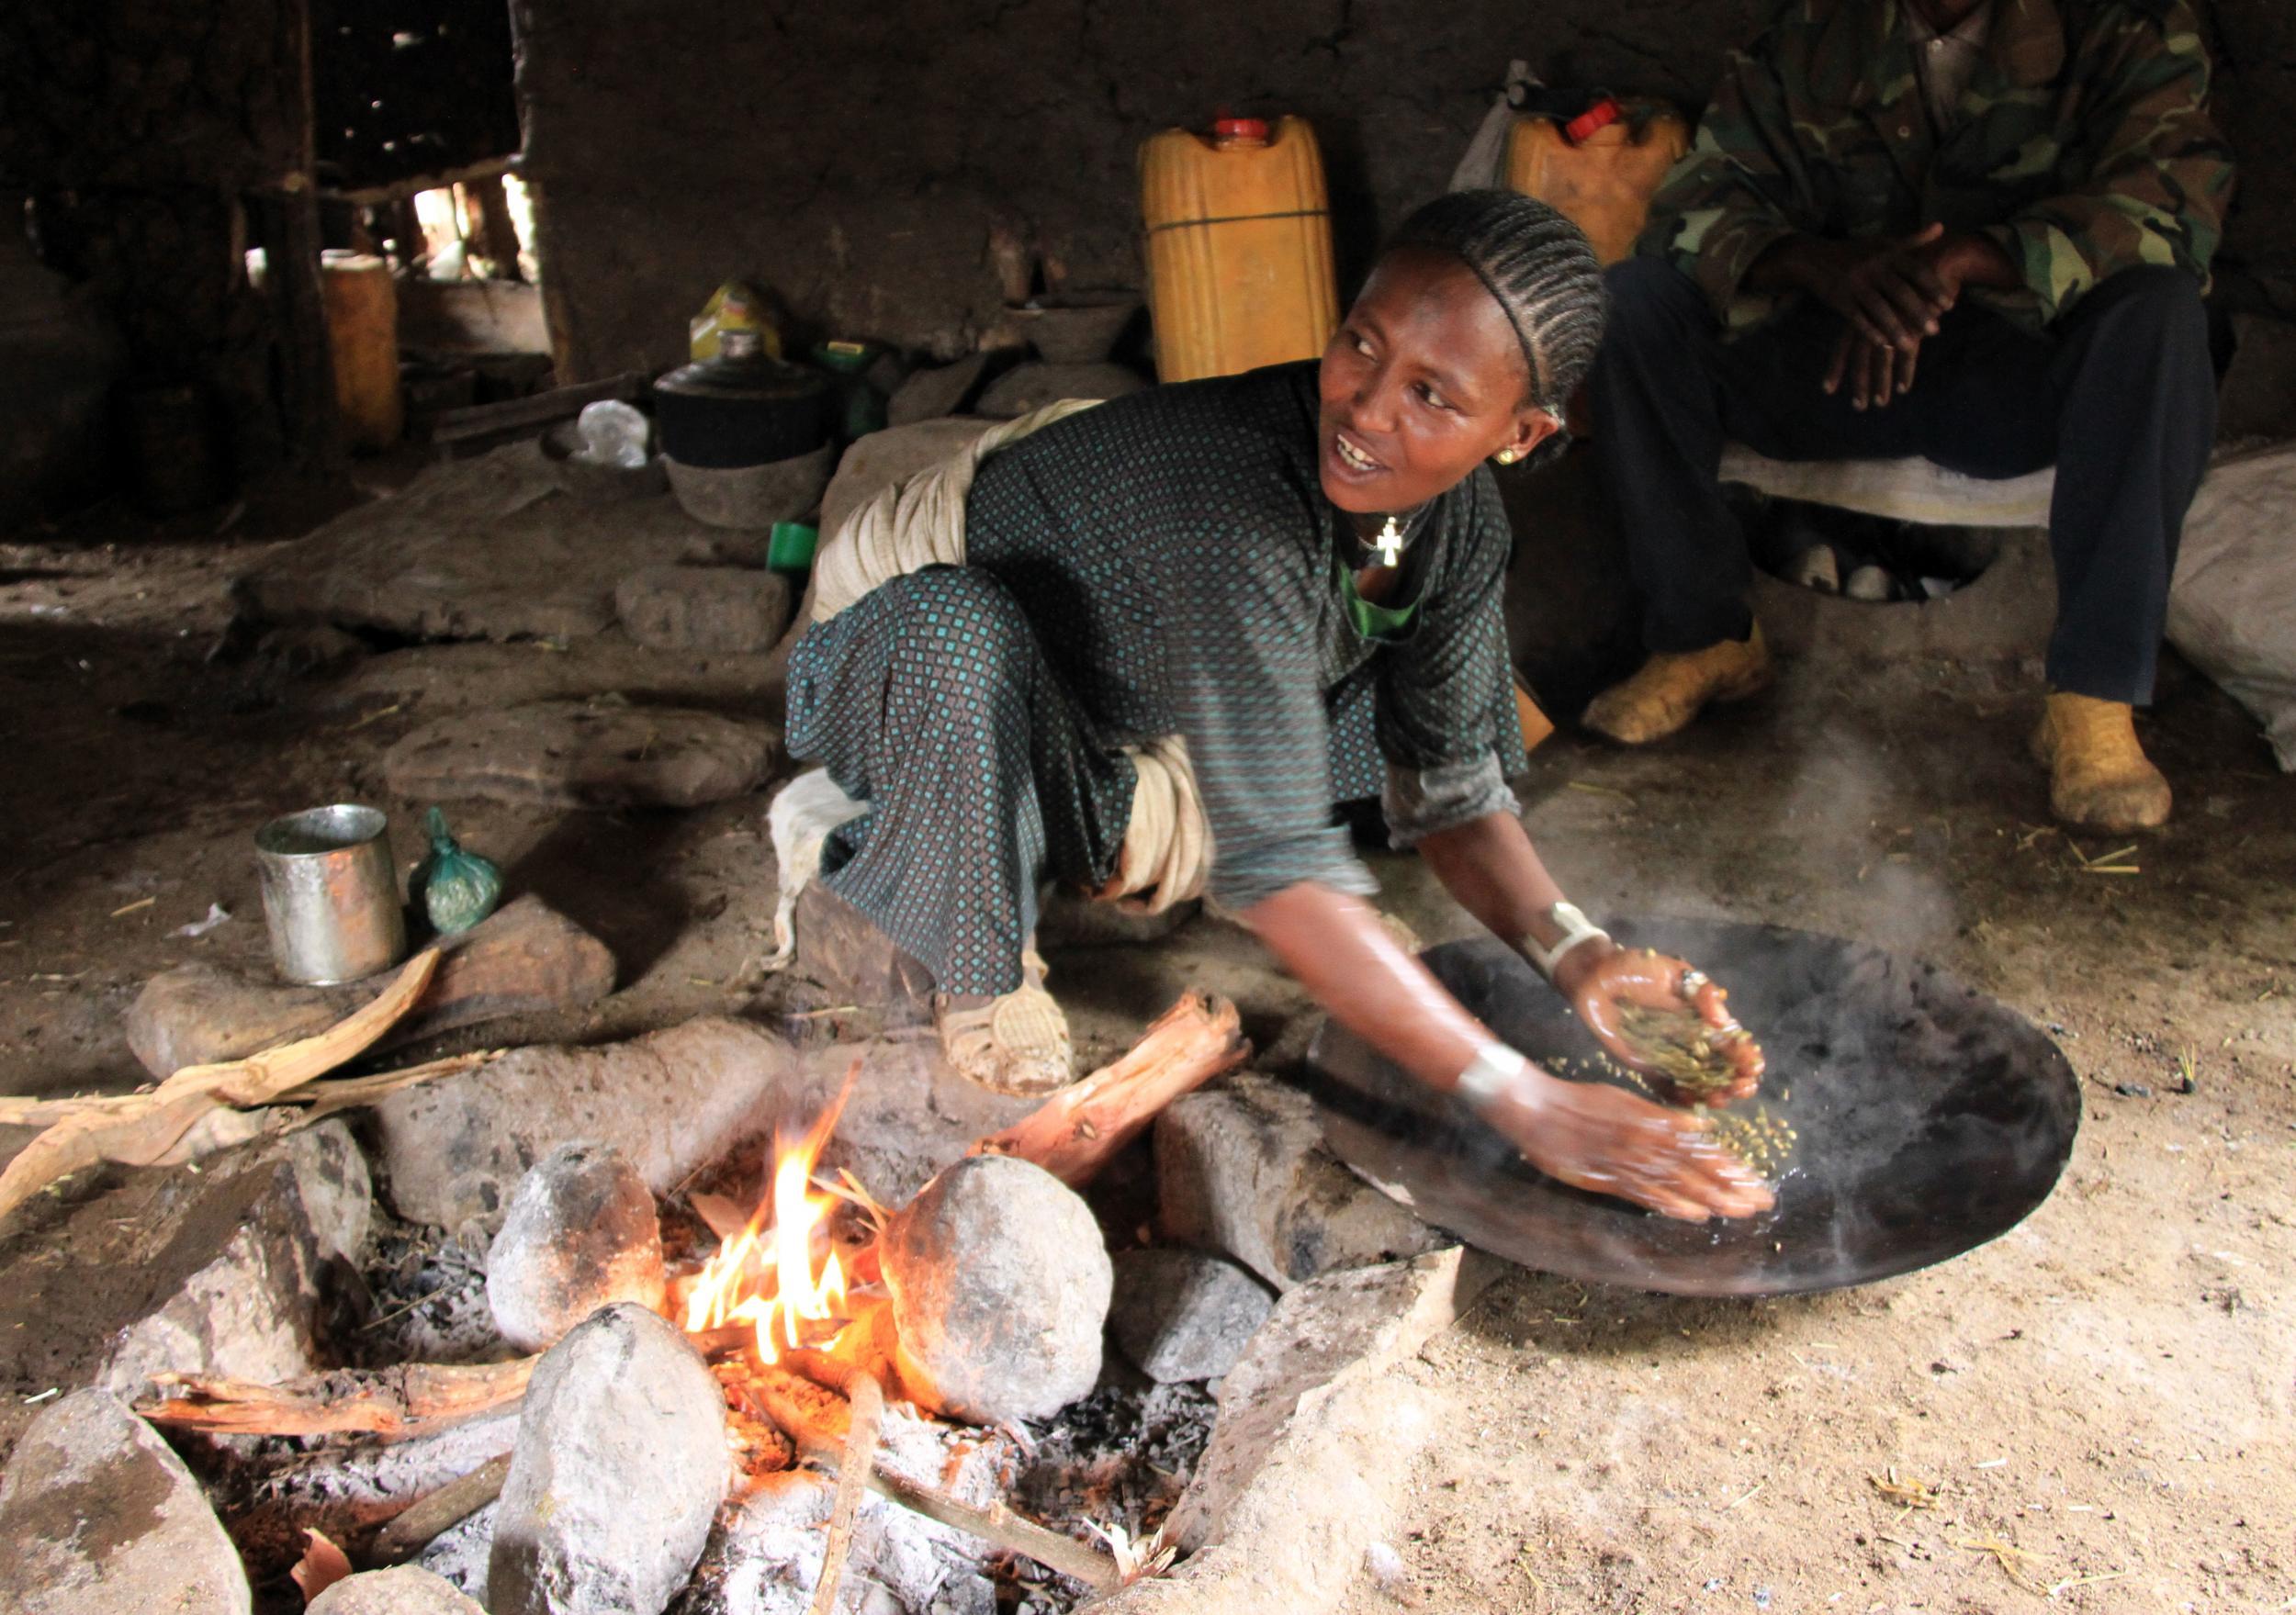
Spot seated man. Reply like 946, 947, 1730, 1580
1585, 0, 2234, 831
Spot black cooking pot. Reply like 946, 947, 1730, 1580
653, 352, 830, 469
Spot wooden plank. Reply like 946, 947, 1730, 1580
424, 370, 646, 443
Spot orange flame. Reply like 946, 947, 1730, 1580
682, 1070, 855, 1363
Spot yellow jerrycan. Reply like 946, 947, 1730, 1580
1505, 100, 1691, 265
1140, 115, 1339, 384
320, 251, 404, 452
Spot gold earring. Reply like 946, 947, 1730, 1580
1495, 447, 1521, 465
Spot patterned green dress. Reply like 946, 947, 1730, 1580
784, 362, 1526, 996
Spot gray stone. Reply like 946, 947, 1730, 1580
384, 699, 778, 810
974, 361, 1146, 420
0, 1388, 252, 1614
616, 566, 793, 654
879, 1156, 1110, 1425
310, 1566, 488, 1615
487, 1142, 668, 1352
490, 1304, 728, 1615
1170, 1251, 1501, 1551
885, 353, 993, 426
1108, 1249, 1274, 1384
286, 1117, 374, 1265
1154, 1073, 1446, 1294
416, 1502, 497, 1602
371, 1017, 802, 1236
234, 441, 720, 644
127, 896, 615, 1079
98, 1148, 327, 1400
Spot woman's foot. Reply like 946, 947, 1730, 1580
2031, 692, 2172, 832
935, 950, 1075, 1095
1581, 623, 1773, 746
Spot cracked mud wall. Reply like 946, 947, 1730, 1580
514, 0, 2296, 382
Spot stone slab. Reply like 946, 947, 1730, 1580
233, 441, 721, 644
369, 1017, 801, 1234
974, 361, 1146, 420
126, 896, 617, 1079
615, 566, 793, 655
1154, 1073, 1447, 1293
0, 1388, 252, 1614
885, 353, 994, 427
383, 699, 778, 810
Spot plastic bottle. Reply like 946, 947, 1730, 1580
1139, 115, 1339, 384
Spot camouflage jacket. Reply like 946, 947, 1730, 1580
1641, 0, 2235, 327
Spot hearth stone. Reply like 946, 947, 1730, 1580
371, 1017, 801, 1236
1154, 1073, 1446, 1292
485, 1142, 668, 1352
309, 1565, 488, 1614
879, 1155, 1111, 1425
490, 1304, 729, 1615
0, 1388, 252, 1614
1107, 1249, 1274, 1384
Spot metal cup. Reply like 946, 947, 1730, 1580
254, 804, 408, 985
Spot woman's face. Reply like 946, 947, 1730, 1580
1316, 247, 1560, 515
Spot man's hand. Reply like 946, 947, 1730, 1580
1760, 224, 1954, 353
1811, 230, 2022, 409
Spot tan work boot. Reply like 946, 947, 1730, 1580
1581, 624, 1773, 746
935, 948, 1075, 1095
2031, 692, 2172, 832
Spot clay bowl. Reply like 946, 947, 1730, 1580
1008, 292, 1141, 364
1304, 920, 2081, 1298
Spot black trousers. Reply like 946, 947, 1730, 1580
1589, 258, 2215, 704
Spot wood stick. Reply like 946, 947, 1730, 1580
369, 1455, 512, 1565
970, 991, 1248, 1186
0, 949, 440, 1226
739, 1375, 1120, 1594
809, 1373, 884, 1615
137, 1357, 534, 1441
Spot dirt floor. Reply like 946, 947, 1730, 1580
3, 489, 2291, 1613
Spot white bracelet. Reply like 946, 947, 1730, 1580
1454, 1041, 1532, 1115
1523, 900, 1611, 980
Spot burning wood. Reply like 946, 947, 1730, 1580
970, 991, 1248, 1186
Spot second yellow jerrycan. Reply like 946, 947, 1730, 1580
1505, 100, 1691, 266
1140, 115, 1340, 385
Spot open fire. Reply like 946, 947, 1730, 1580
680, 1074, 859, 1366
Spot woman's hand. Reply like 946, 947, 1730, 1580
1558, 943, 1766, 1107
1480, 1060, 1774, 1221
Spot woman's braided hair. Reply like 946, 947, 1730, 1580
1381, 189, 1607, 465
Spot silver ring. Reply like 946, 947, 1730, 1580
1679, 970, 1710, 995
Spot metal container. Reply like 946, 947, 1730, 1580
255, 804, 407, 985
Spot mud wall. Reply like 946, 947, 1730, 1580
515, 0, 2296, 382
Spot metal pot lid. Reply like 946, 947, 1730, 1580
1301, 921, 2081, 1298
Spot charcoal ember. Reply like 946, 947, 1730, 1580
879, 1155, 1111, 1425
490, 1304, 728, 1615
0, 1388, 252, 1614
310, 1565, 488, 1613
1107, 1249, 1275, 1384
486, 1141, 668, 1352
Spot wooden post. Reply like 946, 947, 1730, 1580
257, 0, 343, 469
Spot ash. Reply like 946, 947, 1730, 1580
348, 1225, 503, 1366
997, 1377, 1217, 1613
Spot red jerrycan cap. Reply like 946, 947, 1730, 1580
1563, 96, 1624, 143
1211, 116, 1271, 143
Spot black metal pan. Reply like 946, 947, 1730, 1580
1301, 919, 2081, 1297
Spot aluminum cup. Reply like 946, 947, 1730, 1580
254, 804, 407, 985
